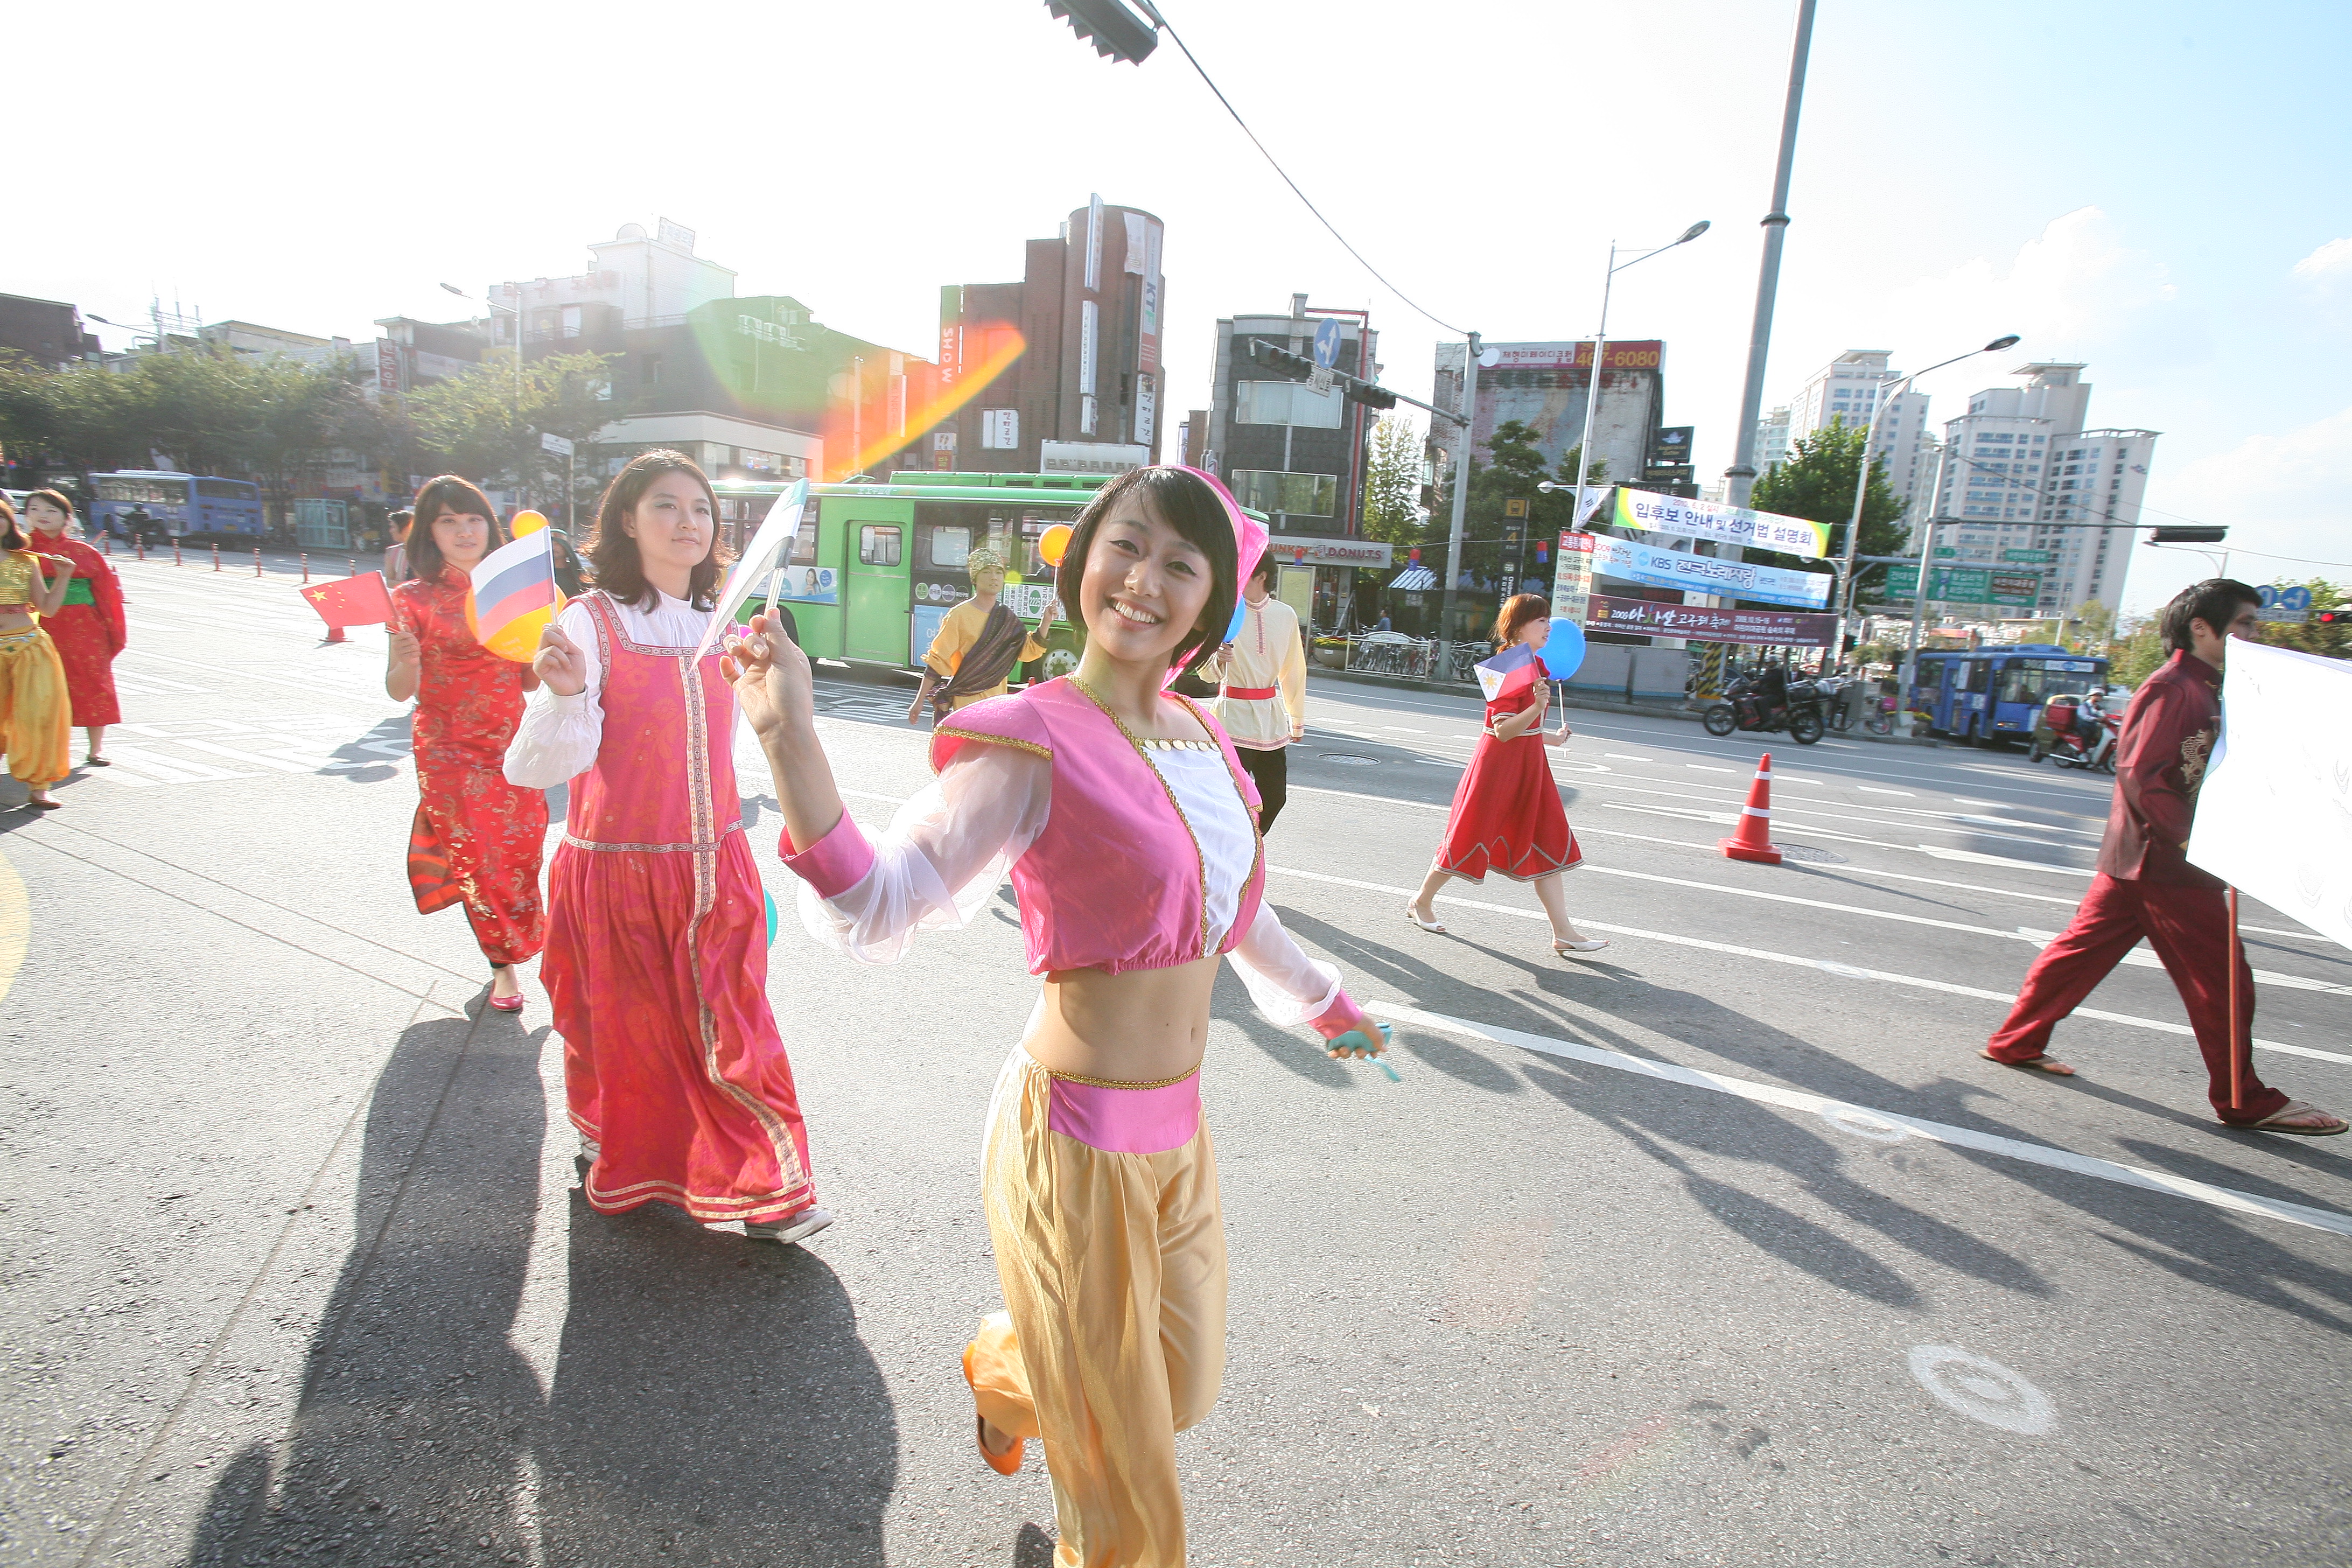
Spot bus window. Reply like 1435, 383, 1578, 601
926, 524, 971, 571
1998, 664, 2049, 706
196, 479, 255, 500
1961, 660, 1992, 694
859, 525, 902, 567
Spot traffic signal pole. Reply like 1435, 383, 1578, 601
1439, 334, 1481, 660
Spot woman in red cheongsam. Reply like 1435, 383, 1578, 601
386, 476, 549, 1012
21, 491, 124, 768
1406, 593, 1608, 958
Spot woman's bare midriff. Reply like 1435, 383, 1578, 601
1023, 954, 1223, 1083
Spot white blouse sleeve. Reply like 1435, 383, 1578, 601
1228, 901, 1344, 1027
502, 600, 605, 788
794, 746, 1052, 963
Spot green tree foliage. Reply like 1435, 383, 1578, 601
2063, 598, 2115, 656
1358, 415, 1424, 546
1750, 421, 1906, 598
1426, 423, 1604, 586
403, 350, 618, 506
2110, 613, 2169, 687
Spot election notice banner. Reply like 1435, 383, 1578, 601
2186, 640, 2352, 953
1586, 532, 1831, 610
1609, 487, 1830, 559
1584, 593, 1837, 648
1549, 530, 1595, 623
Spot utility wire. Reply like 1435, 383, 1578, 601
1145, 5, 1469, 337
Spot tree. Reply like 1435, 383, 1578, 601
1359, 415, 1424, 546
1750, 420, 1906, 599
1426, 422, 1603, 590
404, 350, 619, 505
2111, 613, 2168, 687
2062, 598, 2115, 656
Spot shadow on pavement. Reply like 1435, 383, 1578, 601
180, 1004, 901, 1566
326, 715, 414, 785
184, 1008, 546, 1566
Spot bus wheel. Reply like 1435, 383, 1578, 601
1043, 648, 1079, 680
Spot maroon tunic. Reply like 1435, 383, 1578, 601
393, 569, 549, 966
2095, 650, 2221, 886
34, 535, 124, 727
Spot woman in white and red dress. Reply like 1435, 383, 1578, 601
505, 450, 828, 1247
1405, 593, 1607, 958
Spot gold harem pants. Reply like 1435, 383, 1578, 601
967, 1049, 1228, 1568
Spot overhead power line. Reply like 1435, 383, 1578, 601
1142, 4, 1469, 337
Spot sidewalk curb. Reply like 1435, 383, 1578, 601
1304, 665, 1943, 746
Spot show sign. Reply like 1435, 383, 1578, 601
1608, 488, 1830, 559
1586, 533, 1830, 610
1584, 593, 1837, 648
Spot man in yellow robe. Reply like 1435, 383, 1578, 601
908, 546, 1048, 725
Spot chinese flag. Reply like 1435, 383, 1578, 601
299, 571, 394, 629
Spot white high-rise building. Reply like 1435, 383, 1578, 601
1754, 405, 1791, 475
1785, 350, 1935, 520
1929, 362, 2157, 617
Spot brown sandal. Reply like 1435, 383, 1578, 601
1980, 1048, 2075, 1076
2244, 1100, 2349, 1137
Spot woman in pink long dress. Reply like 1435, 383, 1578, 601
505, 450, 828, 1246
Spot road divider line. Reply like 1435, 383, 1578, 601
1365, 1001, 2352, 1240
1263, 864, 2351, 1068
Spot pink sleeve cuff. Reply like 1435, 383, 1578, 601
779, 813, 876, 899
1307, 989, 1367, 1042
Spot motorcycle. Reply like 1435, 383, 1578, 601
2028, 698, 2116, 771
1702, 673, 1826, 745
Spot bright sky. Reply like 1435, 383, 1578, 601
19, 0, 2350, 617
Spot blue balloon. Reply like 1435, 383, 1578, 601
1225, 598, 1248, 642
1540, 618, 1586, 681
765, 888, 779, 949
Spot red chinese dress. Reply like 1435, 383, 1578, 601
36, 534, 124, 727
392, 569, 549, 967
1433, 685, 1583, 881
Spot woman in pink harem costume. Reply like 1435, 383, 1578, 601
505, 450, 829, 1246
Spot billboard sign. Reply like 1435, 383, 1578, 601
1585, 593, 1836, 648
1608, 487, 1830, 558
1550, 531, 1597, 623
1650, 425, 1693, 462
1880, 565, 2042, 605
1483, 341, 1664, 372
1587, 533, 1832, 610
1040, 440, 1150, 477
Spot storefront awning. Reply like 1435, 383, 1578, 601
1389, 565, 1437, 590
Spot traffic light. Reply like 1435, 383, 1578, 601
2148, 526, 2227, 543
1346, 381, 1398, 410
2317, 610, 2344, 626
1045, 0, 1159, 64
1247, 338, 1315, 379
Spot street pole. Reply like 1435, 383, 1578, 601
1721, 0, 1816, 513
1573, 247, 1617, 534
1438, 332, 1481, 662
1899, 439, 1951, 718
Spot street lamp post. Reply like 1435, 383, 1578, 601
442, 283, 529, 509
1828, 334, 2020, 671
1568, 222, 1710, 535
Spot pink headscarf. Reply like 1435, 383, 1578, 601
1170, 466, 1267, 682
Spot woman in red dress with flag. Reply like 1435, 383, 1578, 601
21, 491, 124, 768
504, 451, 827, 1246
386, 476, 548, 1012
1406, 593, 1608, 957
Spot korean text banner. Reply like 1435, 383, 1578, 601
1609, 488, 1830, 559
2186, 640, 2352, 954
1584, 593, 1837, 648
1587, 533, 1831, 609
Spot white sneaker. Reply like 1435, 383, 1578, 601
747, 1207, 835, 1246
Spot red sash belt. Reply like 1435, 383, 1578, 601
1224, 685, 1278, 701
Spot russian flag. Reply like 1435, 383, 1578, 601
466, 530, 563, 663
1474, 641, 1543, 705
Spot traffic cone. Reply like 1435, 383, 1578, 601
1718, 752, 1783, 865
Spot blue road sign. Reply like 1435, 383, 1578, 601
1312, 317, 1343, 370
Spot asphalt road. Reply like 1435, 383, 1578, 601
4, 553, 2348, 1567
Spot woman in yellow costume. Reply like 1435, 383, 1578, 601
0, 496, 75, 810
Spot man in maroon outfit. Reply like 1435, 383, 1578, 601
1982, 579, 2345, 1134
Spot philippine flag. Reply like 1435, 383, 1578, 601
466, 530, 564, 662
1473, 641, 1543, 705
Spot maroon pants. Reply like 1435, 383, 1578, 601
1985, 873, 2287, 1124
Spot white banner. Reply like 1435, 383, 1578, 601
2186, 640, 2352, 953
1609, 487, 1830, 559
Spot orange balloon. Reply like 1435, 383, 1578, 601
512, 510, 549, 537
1038, 523, 1074, 567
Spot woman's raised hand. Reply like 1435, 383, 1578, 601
388, 627, 422, 668
722, 612, 815, 744
534, 624, 589, 696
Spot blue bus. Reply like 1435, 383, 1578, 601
88, 471, 265, 541
1910, 643, 2108, 745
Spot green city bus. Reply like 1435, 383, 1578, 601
710, 471, 1268, 681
